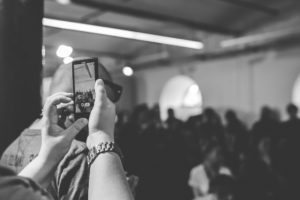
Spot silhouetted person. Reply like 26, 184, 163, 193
280, 103, 300, 198
224, 110, 248, 175
251, 106, 280, 147
166, 108, 182, 131
225, 110, 248, 152
200, 108, 224, 143
238, 137, 285, 200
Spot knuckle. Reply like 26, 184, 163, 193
97, 86, 106, 94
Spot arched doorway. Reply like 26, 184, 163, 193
159, 75, 203, 121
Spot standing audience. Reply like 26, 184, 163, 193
115, 104, 296, 200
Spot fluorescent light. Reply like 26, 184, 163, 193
43, 18, 204, 49
56, 45, 73, 58
122, 66, 134, 76
56, 0, 70, 5
63, 56, 74, 64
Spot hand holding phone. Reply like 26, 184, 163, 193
72, 58, 123, 120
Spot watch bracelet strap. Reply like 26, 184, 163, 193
86, 142, 124, 166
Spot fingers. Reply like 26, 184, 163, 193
57, 101, 74, 110
51, 92, 73, 98
65, 118, 88, 139
43, 93, 74, 124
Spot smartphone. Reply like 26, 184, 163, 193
72, 58, 99, 119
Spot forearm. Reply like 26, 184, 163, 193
89, 152, 134, 200
18, 155, 57, 188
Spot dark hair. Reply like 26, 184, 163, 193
286, 103, 298, 115
209, 175, 236, 198
225, 110, 237, 121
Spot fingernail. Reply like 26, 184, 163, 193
96, 79, 104, 86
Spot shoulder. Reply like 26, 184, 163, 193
0, 129, 41, 172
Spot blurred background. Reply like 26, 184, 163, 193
42, 0, 300, 125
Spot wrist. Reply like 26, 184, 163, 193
38, 146, 65, 166
33, 154, 59, 170
87, 131, 114, 150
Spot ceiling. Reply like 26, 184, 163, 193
43, 0, 300, 76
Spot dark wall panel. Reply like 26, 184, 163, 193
0, 0, 43, 154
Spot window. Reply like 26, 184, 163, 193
159, 76, 203, 121
182, 84, 202, 107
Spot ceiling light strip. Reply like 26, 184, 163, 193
43, 18, 203, 49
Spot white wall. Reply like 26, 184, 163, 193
134, 46, 300, 125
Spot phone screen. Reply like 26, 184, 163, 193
72, 58, 98, 119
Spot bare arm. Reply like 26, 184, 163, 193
18, 156, 57, 188
89, 148, 133, 200
87, 79, 134, 200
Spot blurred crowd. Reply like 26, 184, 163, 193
115, 103, 300, 200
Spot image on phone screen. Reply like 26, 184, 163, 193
72, 58, 98, 118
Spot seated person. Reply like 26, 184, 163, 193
0, 57, 130, 200
188, 142, 232, 200
0, 79, 133, 200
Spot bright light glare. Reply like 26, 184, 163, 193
56, 45, 73, 58
43, 18, 204, 49
63, 56, 73, 64
189, 84, 199, 93
182, 84, 202, 107
122, 66, 134, 76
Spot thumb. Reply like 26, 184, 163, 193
65, 118, 88, 139
94, 79, 108, 106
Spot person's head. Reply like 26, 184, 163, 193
225, 110, 237, 123
209, 175, 236, 200
259, 106, 273, 121
167, 108, 175, 119
286, 103, 298, 119
203, 108, 221, 125
203, 141, 223, 169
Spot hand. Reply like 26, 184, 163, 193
87, 79, 116, 149
40, 92, 88, 163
